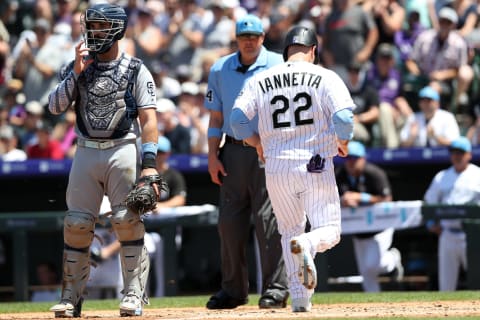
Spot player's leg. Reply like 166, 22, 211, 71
438, 231, 461, 291
109, 210, 150, 317
376, 228, 394, 273
459, 234, 467, 282
266, 172, 313, 312
250, 157, 288, 308
106, 143, 149, 316
295, 166, 341, 298
374, 228, 402, 279
301, 163, 341, 254
51, 148, 104, 317
206, 144, 253, 309
352, 236, 381, 292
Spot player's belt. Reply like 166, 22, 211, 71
225, 135, 251, 147
77, 139, 118, 150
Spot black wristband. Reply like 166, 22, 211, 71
141, 152, 156, 169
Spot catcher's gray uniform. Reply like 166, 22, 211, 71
48, 5, 161, 318
49, 54, 156, 316
48, 53, 156, 317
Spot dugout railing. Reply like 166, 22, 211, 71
0, 204, 479, 301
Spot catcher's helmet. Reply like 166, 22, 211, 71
81, 3, 127, 54
282, 26, 318, 63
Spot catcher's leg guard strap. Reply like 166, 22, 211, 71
64, 211, 95, 248
110, 206, 145, 242
60, 248, 90, 306
120, 243, 150, 304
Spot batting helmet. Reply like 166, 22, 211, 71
81, 3, 128, 54
282, 26, 318, 63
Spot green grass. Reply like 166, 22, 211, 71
0, 291, 478, 314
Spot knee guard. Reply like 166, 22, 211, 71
63, 211, 95, 249
59, 247, 90, 307
110, 206, 145, 242
120, 240, 150, 304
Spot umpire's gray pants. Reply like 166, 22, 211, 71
218, 143, 287, 299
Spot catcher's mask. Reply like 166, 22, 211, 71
282, 26, 319, 64
81, 3, 127, 54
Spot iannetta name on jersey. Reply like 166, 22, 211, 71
258, 72, 322, 94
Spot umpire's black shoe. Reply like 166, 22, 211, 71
206, 290, 248, 309
258, 291, 289, 309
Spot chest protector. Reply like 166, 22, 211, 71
74, 55, 142, 139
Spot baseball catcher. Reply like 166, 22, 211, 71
48, 2, 162, 317
125, 175, 169, 215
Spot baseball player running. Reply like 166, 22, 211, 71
230, 26, 355, 312
47, 3, 159, 317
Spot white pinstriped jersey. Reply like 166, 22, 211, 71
233, 61, 355, 173
424, 163, 480, 229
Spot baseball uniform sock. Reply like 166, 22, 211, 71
290, 237, 317, 290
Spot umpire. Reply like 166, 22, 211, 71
205, 14, 288, 309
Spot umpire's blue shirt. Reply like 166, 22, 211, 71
204, 46, 283, 137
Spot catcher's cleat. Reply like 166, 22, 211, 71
291, 297, 312, 312
120, 294, 143, 317
50, 298, 83, 318
290, 237, 317, 290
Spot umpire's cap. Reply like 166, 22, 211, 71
283, 26, 318, 63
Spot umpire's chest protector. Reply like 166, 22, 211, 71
75, 55, 141, 139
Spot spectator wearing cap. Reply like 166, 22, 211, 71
26, 121, 64, 159
0, 125, 27, 161
430, 1, 478, 38
424, 136, 480, 291
400, 86, 460, 147
156, 98, 191, 154
12, 18, 66, 106
367, 43, 413, 148
405, 7, 473, 112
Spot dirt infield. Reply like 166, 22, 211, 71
1, 300, 480, 319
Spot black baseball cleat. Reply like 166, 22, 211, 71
206, 290, 248, 309
258, 291, 289, 309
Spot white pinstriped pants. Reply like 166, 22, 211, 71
265, 158, 341, 299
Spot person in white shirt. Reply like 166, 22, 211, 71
400, 86, 459, 147
424, 136, 480, 291
0, 125, 27, 161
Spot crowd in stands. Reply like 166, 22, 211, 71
2, 0, 480, 161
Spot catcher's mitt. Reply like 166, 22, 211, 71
125, 175, 168, 215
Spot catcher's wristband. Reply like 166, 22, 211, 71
141, 152, 156, 169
